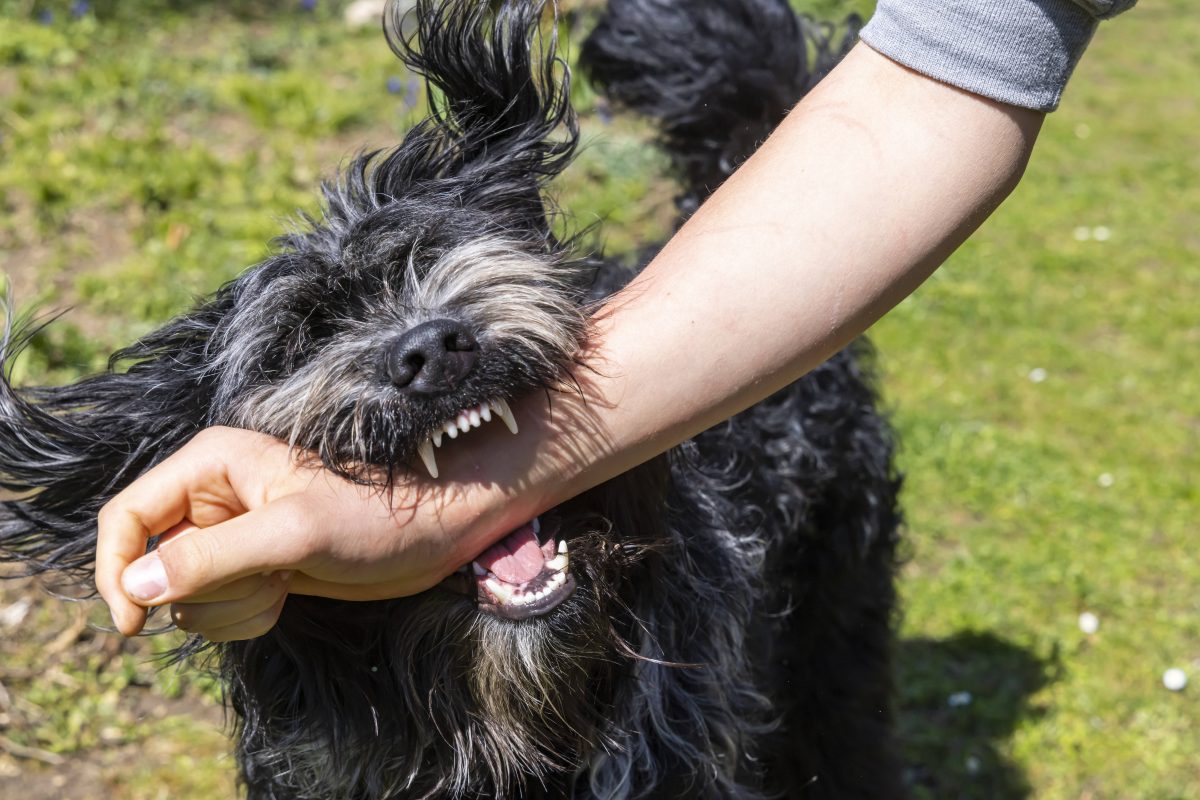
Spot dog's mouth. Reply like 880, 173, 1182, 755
442, 516, 576, 620
418, 398, 575, 619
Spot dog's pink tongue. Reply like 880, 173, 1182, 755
475, 523, 544, 584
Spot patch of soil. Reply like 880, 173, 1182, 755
0, 575, 233, 799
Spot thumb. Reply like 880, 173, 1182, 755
121, 495, 321, 607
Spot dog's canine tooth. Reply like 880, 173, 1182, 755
445, 421, 459, 440
480, 404, 492, 423
485, 578, 513, 604
545, 554, 567, 572
493, 398, 518, 434
468, 409, 481, 428
417, 439, 439, 479
557, 539, 568, 555
433, 430, 443, 448
472, 562, 488, 577
531, 516, 541, 535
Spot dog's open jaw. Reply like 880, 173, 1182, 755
420, 399, 576, 619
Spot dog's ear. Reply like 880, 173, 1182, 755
373, 0, 576, 229
0, 302, 219, 585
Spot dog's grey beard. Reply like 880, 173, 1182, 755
217, 237, 586, 476
236, 582, 620, 800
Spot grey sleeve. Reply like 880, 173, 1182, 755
859, 0, 1138, 112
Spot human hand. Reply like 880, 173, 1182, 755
95, 426, 518, 640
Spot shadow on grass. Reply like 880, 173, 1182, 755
896, 631, 1057, 800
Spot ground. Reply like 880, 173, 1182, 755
0, 1, 1196, 798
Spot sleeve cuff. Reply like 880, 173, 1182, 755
859, 0, 1100, 112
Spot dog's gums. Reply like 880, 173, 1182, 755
415, 397, 518, 479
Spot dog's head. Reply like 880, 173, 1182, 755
202, 0, 605, 617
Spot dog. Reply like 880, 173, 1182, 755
0, 0, 905, 797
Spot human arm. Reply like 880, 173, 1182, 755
98, 42, 1044, 638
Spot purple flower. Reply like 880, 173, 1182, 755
70, 0, 90, 18
386, 76, 404, 95
299, 0, 317, 11
403, 76, 421, 108
595, 100, 614, 125
38, 8, 54, 24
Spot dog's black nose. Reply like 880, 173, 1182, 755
383, 319, 478, 394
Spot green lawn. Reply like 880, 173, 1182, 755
0, 1, 1196, 798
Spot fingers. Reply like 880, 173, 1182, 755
97, 427, 308, 637
171, 572, 292, 641
121, 494, 324, 609
288, 573, 412, 602
97, 430, 243, 636
199, 593, 289, 643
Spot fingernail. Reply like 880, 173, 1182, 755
123, 552, 168, 601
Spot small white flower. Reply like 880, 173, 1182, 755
1028, 367, 1047, 384
1073, 226, 1092, 241
1163, 668, 1188, 692
1074, 123, 1092, 139
965, 755, 982, 775
1097, 473, 1115, 488
0, 599, 31, 629
1078, 611, 1100, 634
1093, 226, 1112, 242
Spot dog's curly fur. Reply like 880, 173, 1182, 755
0, 0, 905, 797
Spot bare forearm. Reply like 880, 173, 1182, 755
514, 46, 1044, 513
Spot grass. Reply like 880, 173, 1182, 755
1, 1, 1196, 797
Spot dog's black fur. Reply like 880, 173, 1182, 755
0, 0, 904, 797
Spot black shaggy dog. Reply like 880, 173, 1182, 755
0, 0, 905, 797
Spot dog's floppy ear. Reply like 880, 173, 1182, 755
377, 0, 577, 225
0, 301, 220, 584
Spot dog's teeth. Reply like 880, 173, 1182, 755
485, 578, 513, 604
445, 421, 459, 440
433, 430, 443, 448
468, 409, 481, 428
457, 413, 471, 433
472, 562, 488, 577
417, 439, 439, 479
493, 398, 518, 435
557, 539, 568, 555
531, 517, 541, 535
548, 570, 566, 587
480, 404, 492, 423
545, 554, 567, 572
